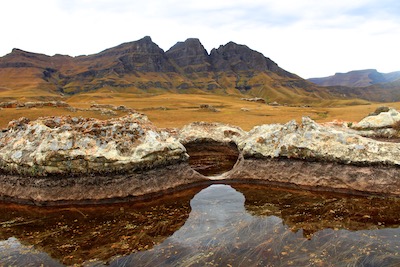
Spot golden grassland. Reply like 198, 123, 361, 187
2, 89, 400, 131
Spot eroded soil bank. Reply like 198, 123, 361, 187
228, 158, 400, 197
0, 163, 207, 206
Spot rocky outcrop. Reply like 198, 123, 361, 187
240, 117, 400, 165
240, 97, 266, 103
166, 38, 211, 73
345, 107, 400, 138
1, 114, 400, 204
0, 114, 188, 176
210, 42, 296, 78
179, 121, 246, 144
232, 117, 400, 196
179, 122, 244, 177
354, 108, 400, 129
0, 114, 207, 204
91, 36, 176, 73
0, 101, 70, 109
0, 101, 18, 108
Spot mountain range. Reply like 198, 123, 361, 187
0, 36, 399, 104
0, 36, 339, 105
308, 69, 400, 87
308, 69, 400, 102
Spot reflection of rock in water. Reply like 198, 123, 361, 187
2, 184, 400, 266
110, 185, 400, 267
235, 184, 400, 238
0, 186, 203, 266
184, 141, 240, 176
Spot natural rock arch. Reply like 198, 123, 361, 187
183, 140, 240, 176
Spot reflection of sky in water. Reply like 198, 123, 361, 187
1, 184, 400, 266
0, 237, 63, 267
108, 185, 400, 267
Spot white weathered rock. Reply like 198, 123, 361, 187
179, 121, 245, 144
355, 128, 398, 139
239, 117, 400, 166
354, 108, 400, 129
2, 114, 400, 203
0, 114, 187, 176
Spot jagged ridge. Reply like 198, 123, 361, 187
0, 36, 336, 103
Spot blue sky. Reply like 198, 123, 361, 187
1, 0, 399, 78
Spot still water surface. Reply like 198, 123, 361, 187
1, 184, 400, 266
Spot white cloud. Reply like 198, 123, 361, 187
0, 0, 399, 78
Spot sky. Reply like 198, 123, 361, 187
1, 0, 399, 78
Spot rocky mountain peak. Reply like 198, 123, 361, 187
11, 48, 25, 54
92, 35, 175, 73
139, 35, 153, 42
0, 48, 51, 69
209, 41, 295, 78
166, 38, 211, 73
97, 35, 162, 57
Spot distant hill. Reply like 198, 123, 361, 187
308, 69, 400, 87
324, 79, 400, 102
0, 37, 353, 104
307, 69, 400, 102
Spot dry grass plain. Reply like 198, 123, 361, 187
1, 90, 400, 131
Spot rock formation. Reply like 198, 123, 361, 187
0, 114, 187, 176
210, 42, 295, 78
0, 114, 207, 204
166, 38, 211, 73
1, 113, 400, 205
92, 36, 176, 73
354, 108, 400, 129
230, 117, 400, 196
179, 121, 245, 144
240, 117, 400, 165
345, 107, 400, 138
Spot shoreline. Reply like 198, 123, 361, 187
1, 157, 399, 206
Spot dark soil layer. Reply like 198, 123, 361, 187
0, 163, 208, 206
229, 158, 400, 197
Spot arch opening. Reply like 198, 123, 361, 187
184, 140, 240, 176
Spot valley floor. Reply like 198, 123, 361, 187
1, 92, 399, 130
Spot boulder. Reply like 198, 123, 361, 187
241, 97, 266, 103
368, 106, 390, 116
268, 101, 280, 106
199, 104, 219, 112
354, 108, 400, 129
